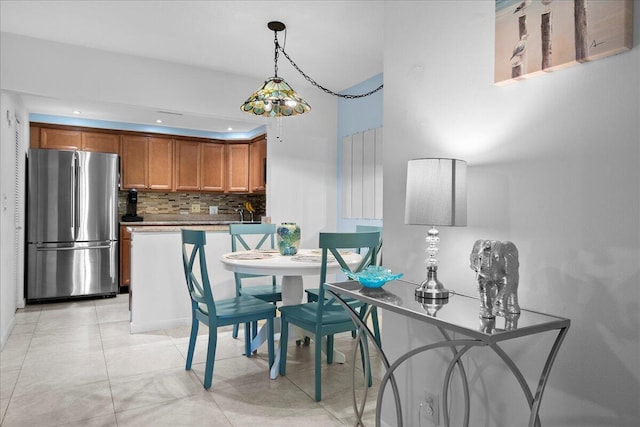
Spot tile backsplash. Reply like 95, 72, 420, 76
118, 191, 265, 219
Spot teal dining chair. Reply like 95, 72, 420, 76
181, 229, 275, 390
305, 225, 383, 345
229, 223, 282, 339
278, 231, 379, 401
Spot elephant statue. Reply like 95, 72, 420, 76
469, 240, 520, 319
478, 312, 520, 333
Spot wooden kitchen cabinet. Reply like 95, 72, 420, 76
30, 125, 41, 148
174, 140, 226, 192
148, 138, 174, 190
120, 136, 147, 189
31, 122, 266, 194
40, 128, 82, 150
226, 143, 250, 192
249, 138, 267, 193
121, 135, 174, 190
81, 132, 119, 153
37, 127, 119, 153
174, 140, 201, 191
201, 142, 226, 192
120, 226, 131, 288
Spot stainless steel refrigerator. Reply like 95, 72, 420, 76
27, 148, 119, 302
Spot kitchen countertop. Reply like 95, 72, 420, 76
127, 224, 232, 232
120, 214, 262, 227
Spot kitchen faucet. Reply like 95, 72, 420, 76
235, 207, 244, 223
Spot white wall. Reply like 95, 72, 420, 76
0, 92, 27, 349
381, 1, 640, 426
0, 34, 338, 342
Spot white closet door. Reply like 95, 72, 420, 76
342, 135, 352, 218
362, 129, 376, 218
374, 127, 383, 219
341, 126, 383, 220
351, 132, 364, 219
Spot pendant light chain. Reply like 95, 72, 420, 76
273, 32, 280, 78
274, 31, 383, 99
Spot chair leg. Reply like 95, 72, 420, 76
326, 335, 334, 365
279, 317, 289, 376
232, 323, 239, 339
244, 322, 251, 357
185, 316, 199, 370
314, 334, 322, 401
203, 328, 217, 389
267, 316, 275, 368
251, 321, 258, 340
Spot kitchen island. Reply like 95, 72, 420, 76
127, 224, 238, 333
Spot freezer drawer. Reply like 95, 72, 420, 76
27, 242, 118, 302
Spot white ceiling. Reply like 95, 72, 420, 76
0, 0, 384, 135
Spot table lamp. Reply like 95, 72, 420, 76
404, 158, 467, 300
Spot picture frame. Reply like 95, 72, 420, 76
495, 0, 634, 85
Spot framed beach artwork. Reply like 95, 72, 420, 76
495, 0, 633, 85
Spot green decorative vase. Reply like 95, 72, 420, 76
277, 222, 301, 256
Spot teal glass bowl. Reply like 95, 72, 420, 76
343, 266, 403, 288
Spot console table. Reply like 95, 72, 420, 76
326, 279, 570, 427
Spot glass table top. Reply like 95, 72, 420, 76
326, 279, 570, 344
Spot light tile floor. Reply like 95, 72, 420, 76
1, 295, 382, 426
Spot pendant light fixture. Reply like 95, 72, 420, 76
241, 21, 383, 141
240, 21, 311, 119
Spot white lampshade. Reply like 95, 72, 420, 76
404, 158, 467, 226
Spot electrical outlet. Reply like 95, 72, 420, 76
209, 205, 218, 215
191, 203, 201, 213
420, 391, 439, 426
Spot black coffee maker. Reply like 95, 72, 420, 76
122, 189, 143, 222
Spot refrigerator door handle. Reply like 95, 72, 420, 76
70, 152, 77, 240
36, 244, 114, 251
75, 151, 81, 240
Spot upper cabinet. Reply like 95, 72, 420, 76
226, 143, 250, 193
249, 138, 267, 193
40, 128, 81, 150
34, 126, 119, 154
201, 142, 226, 192
31, 123, 265, 194
121, 136, 174, 190
174, 140, 201, 191
81, 132, 119, 153
174, 140, 226, 192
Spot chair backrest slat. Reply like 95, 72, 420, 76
356, 225, 383, 265
182, 229, 217, 319
230, 224, 276, 251
229, 223, 278, 283
317, 231, 381, 323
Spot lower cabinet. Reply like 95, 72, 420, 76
120, 226, 131, 289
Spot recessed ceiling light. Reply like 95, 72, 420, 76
156, 119, 163, 124
72, 110, 81, 115
227, 127, 233, 131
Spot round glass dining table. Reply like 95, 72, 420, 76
220, 248, 362, 378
